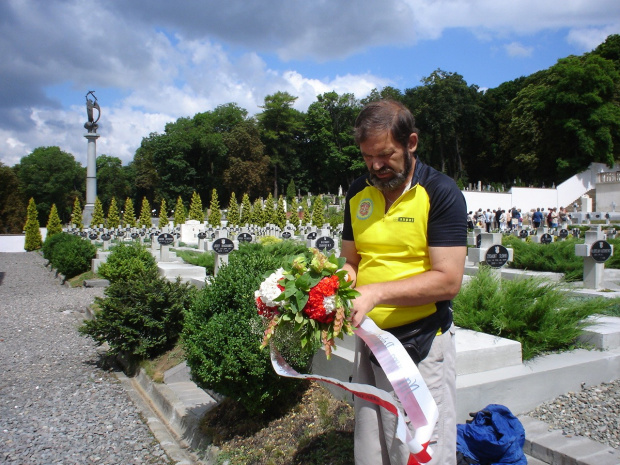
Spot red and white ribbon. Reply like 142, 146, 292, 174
270, 318, 437, 464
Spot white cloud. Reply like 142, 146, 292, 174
567, 25, 620, 52
504, 42, 534, 57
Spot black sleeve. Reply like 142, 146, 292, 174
427, 174, 468, 247
341, 176, 369, 242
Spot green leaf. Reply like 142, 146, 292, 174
295, 313, 304, 324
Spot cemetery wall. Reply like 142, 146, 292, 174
596, 181, 620, 212
0, 228, 47, 253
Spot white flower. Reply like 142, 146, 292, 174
255, 268, 286, 307
323, 294, 336, 315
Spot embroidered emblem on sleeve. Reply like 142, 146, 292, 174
357, 199, 373, 220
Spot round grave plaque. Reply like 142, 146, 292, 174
80, 231, 88, 238
541, 233, 553, 244
282, 231, 292, 239
519, 230, 528, 238
316, 236, 335, 252
238, 233, 252, 242
212, 238, 234, 255
559, 229, 569, 239
139, 230, 145, 236
131, 233, 139, 239
101, 234, 111, 241
157, 233, 174, 246
485, 245, 509, 268
89, 233, 98, 240
307, 232, 317, 240
197, 232, 207, 240
590, 240, 612, 263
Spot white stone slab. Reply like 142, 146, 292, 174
579, 315, 620, 349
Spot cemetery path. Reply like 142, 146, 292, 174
0, 252, 175, 465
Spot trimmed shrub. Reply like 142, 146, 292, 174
24, 198, 42, 251
183, 241, 314, 416
42, 232, 96, 278
97, 242, 157, 283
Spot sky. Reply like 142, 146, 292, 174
1, 0, 619, 168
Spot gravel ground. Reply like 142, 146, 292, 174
527, 379, 620, 450
0, 252, 173, 465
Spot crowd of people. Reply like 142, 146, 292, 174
467, 206, 570, 232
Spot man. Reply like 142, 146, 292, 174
532, 208, 543, 229
341, 100, 467, 465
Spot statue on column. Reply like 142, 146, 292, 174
84, 90, 101, 133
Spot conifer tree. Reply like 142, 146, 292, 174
264, 193, 276, 225
227, 192, 240, 227
251, 198, 265, 227
46, 203, 63, 237
188, 191, 204, 222
138, 197, 151, 228
173, 196, 186, 226
158, 199, 168, 229
107, 197, 120, 229
301, 199, 310, 226
70, 197, 83, 230
311, 195, 325, 227
289, 196, 300, 227
90, 197, 105, 228
286, 179, 297, 202
24, 198, 42, 251
275, 196, 287, 229
239, 193, 252, 226
208, 189, 222, 227
123, 197, 137, 228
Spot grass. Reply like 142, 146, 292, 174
174, 249, 216, 275
66, 269, 99, 287
140, 343, 186, 383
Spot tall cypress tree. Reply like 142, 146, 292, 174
208, 189, 222, 227
251, 198, 265, 227
289, 197, 300, 227
275, 196, 287, 229
123, 197, 137, 228
158, 199, 168, 229
227, 192, 240, 227
188, 191, 204, 222
46, 203, 63, 237
70, 197, 83, 230
264, 193, 276, 225
311, 195, 325, 227
90, 197, 105, 228
174, 196, 186, 226
107, 197, 120, 229
138, 197, 151, 228
240, 193, 252, 226
24, 198, 42, 251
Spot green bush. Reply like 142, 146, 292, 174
453, 267, 604, 360
183, 241, 315, 416
80, 241, 196, 360
97, 242, 157, 283
42, 233, 96, 278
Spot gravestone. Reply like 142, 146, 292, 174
575, 226, 614, 289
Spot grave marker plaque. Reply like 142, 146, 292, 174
476, 234, 482, 248
282, 231, 292, 239
197, 232, 207, 239
238, 233, 252, 242
307, 232, 317, 240
559, 229, 569, 239
541, 233, 553, 244
212, 238, 234, 255
590, 240, 612, 263
519, 230, 528, 239
89, 233, 98, 240
485, 245, 509, 268
101, 234, 111, 241
316, 236, 335, 252
157, 233, 174, 246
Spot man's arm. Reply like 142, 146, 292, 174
346, 245, 466, 327
340, 239, 360, 287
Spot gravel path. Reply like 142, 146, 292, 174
0, 252, 173, 465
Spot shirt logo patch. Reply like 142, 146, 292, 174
357, 199, 373, 220
397, 217, 415, 223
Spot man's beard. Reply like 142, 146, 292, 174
369, 153, 413, 191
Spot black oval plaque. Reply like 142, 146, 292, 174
131, 233, 139, 239
101, 234, 111, 241
238, 233, 252, 242
307, 232, 317, 240
80, 231, 88, 237
212, 238, 234, 254
157, 233, 174, 245
282, 231, 292, 239
476, 233, 481, 248
591, 240, 612, 263
559, 229, 569, 239
572, 229, 580, 238
485, 244, 509, 268
89, 233, 98, 240
139, 230, 145, 236
315, 236, 335, 252
541, 233, 553, 244
519, 230, 528, 238
197, 232, 207, 239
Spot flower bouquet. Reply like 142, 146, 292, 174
255, 248, 359, 359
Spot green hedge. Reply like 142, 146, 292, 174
42, 233, 96, 279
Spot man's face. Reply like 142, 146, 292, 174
359, 130, 416, 191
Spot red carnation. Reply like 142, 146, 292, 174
303, 275, 340, 323
256, 297, 280, 320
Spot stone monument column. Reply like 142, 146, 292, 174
82, 91, 101, 227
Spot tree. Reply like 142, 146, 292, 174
46, 204, 63, 237
285, 179, 297, 202
90, 197, 105, 228
188, 191, 204, 222
258, 91, 306, 197
360, 86, 404, 105
96, 155, 131, 211
289, 196, 300, 227
123, 198, 137, 228
208, 189, 222, 227
174, 196, 186, 227
138, 197, 152, 228
226, 192, 240, 227
158, 198, 168, 229
107, 197, 120, 229
70, 197, 83, 230
0, 163, 26, 234
17, 146, 84, 224
251, 198, 265, 227
311, 195, 325, 227
275, 196, 287, 229
263, 193, 276, 225
239, 193, 252, 226
300, 199, 310, 226
24, 198, 42, 251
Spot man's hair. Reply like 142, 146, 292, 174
354, 99, 418, 153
